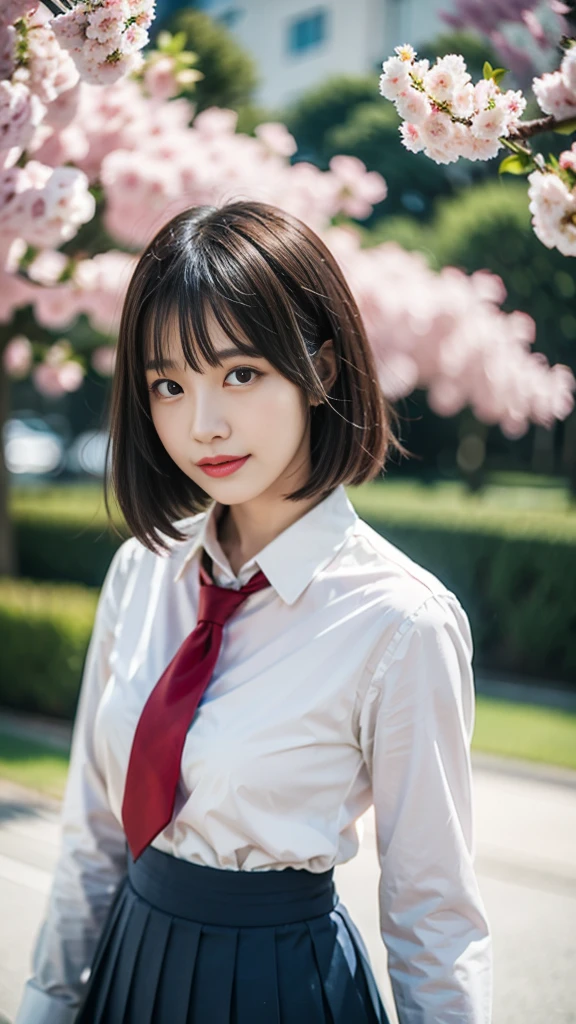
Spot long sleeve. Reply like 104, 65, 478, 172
15, 539, 136, 1024
358, 591, 493, 1024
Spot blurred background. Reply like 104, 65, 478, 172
1, 2, 576, 1022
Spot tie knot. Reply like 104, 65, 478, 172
197, 583, 248, 628
197, 567, 271, 628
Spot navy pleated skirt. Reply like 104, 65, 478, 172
75, 843, 390, 1024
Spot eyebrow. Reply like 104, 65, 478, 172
145, 347, 262, 372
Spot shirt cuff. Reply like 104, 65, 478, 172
14, 981, 80, 1024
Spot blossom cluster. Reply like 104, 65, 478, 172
0, 159, 95, 248
379, 44, 527, 164
327, 228, 574, 439
532, 44, 576, 120
51, 0, 156, 86
527, 143, 576, 257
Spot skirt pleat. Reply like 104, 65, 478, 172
188, 925, 238, 1024
75, 845, 390, 1024
306, 914, 377, 1024
100, 895, 150, 1021
127, 908, 172, 1024
152, 918, 202, 1021
233, 926, 281, 1024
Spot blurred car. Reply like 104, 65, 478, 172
3, 413, 66, 478
64, 429, 109, 477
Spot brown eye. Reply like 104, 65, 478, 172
225, 367, 261, 386
149, 379, 183, 398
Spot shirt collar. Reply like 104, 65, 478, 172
173, 483, 358, 606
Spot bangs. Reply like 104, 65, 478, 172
140, 216, 330, 390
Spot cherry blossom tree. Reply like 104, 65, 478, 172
379, 41, 576, 256
1, 2, 575, 577
440, 0, 571, 83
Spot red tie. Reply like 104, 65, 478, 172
121, 555, 271, 861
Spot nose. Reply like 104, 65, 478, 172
189, 385, 231, 443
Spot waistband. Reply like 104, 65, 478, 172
127, 844, 338, 927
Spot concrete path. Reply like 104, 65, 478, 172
0, 754, 575, 1024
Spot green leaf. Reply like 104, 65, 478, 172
498, 153, 534, 175
483, 61, 494, 80
553, 118, 576, 135
491, 68, 508, 85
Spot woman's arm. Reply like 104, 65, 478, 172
358, 590, 493, 1024
14, 539, 137, 1024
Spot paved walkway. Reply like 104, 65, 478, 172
1, 753, 575, 1024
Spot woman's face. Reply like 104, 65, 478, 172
144, 308, 315, 505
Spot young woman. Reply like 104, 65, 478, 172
15, 200, 492, 1024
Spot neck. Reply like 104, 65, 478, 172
216, 484, 324, 575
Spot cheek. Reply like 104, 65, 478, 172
253, 381, 308, 432
150, 402, 184, 452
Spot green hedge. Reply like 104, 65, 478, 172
3, 482, 575, 720
11, 484, 129, 587
0, 578, 98, 718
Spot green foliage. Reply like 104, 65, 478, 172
160, 8, 258, 112
552, 117, 576, 135
0, 578, 98, 718
283, 74, 380, 167
498, 152, 535, 175
11, 485, 128, 586
417, 30, 502, 81
483, 60, 508, 85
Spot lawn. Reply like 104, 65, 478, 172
1, 694, 574, 801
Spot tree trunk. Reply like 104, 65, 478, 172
0, 357, 17, 577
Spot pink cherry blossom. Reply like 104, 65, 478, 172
527, 170, 576, 257
379, 44, 528, 170
559, 143, 576, 172
0, 15, 573, 439
143, 55, 180, 101
51, 0, 155, 87
254, 123, 298, 158
379, 56, 412, 101
2, 334, 32, 377
395, 88, 432, 125
0, 80, 46, 153
328, 155, 387, 219
91, 345, 117, 375
399, 121, 425, 153
532, 70, 576, 120
470, 104, 508, 140
0, 160, 95, 247
563, 45, 576, 95
33, 358, 85, 397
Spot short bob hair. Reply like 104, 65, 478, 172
104, 199, 409, 554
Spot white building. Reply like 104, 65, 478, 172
197, 0, 449, 108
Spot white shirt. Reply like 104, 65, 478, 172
16, 483, 492, 1024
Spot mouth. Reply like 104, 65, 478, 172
196, 455, 251, 477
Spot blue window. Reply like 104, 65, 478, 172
288, 9, 328, 55
217, 8, 243, 29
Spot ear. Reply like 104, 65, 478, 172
310, 338, 337, 406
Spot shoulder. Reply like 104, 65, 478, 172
346, 515, 460, 615
98, 509, 209, 612
342, 516, 473, 674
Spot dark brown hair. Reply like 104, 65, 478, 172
104, 199, 409, 553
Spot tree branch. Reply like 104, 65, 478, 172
508, 114, 576, 140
